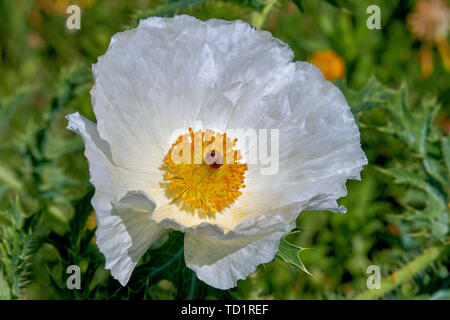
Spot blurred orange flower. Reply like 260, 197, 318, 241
309, 50, 345, 81
407, 0, 450, 77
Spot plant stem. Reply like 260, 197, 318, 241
250, 0, 278, 29
354, 246, 444, 300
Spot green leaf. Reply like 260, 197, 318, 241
380, 92, 439, 155
0, 273, 11, 300
377, 166, 431, 195
334, 77, 397, 114
0, 87, 33, 132
349, 78, 448, 242
442, 135, 450, 189
44, 136, 84, 160
378, 165, 448, 241
276, 230, 311, 275
0, 198, 34, 299
10, 196, 23, 229
422, 155, 448, 196
0, 164, 23, 191
354, 246, 444, 300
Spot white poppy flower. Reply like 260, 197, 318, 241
66, 15, 367, 290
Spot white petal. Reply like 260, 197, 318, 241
280, 62, 368, 212
66, 113, 165, 285
185, 232, 284, 290
184, 202, 304, 289
90, 15, 294, 173
98, 191, 165, 285
66, 112, 158, 211
228, 61, 367, 214
66, 112, 115, 211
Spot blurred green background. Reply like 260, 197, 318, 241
0, 0, 449, 300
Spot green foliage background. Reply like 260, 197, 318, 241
0, 0, 448, 300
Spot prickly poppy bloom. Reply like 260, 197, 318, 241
67, 15, 367, 289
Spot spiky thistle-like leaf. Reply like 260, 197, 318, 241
276, 229, 311, 275
0, 197, 35, 299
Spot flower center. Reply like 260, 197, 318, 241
163, 128, 247, 215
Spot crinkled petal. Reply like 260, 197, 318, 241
184, 202, 304, 289
228, 61, 367, 215
185, 231, 285, 290
66, 113, 165, 285
98, 191, 166, 285
91, 15, 293, 173
66, 112, 158, 210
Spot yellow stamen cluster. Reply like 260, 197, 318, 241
163, 128, 247, 215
